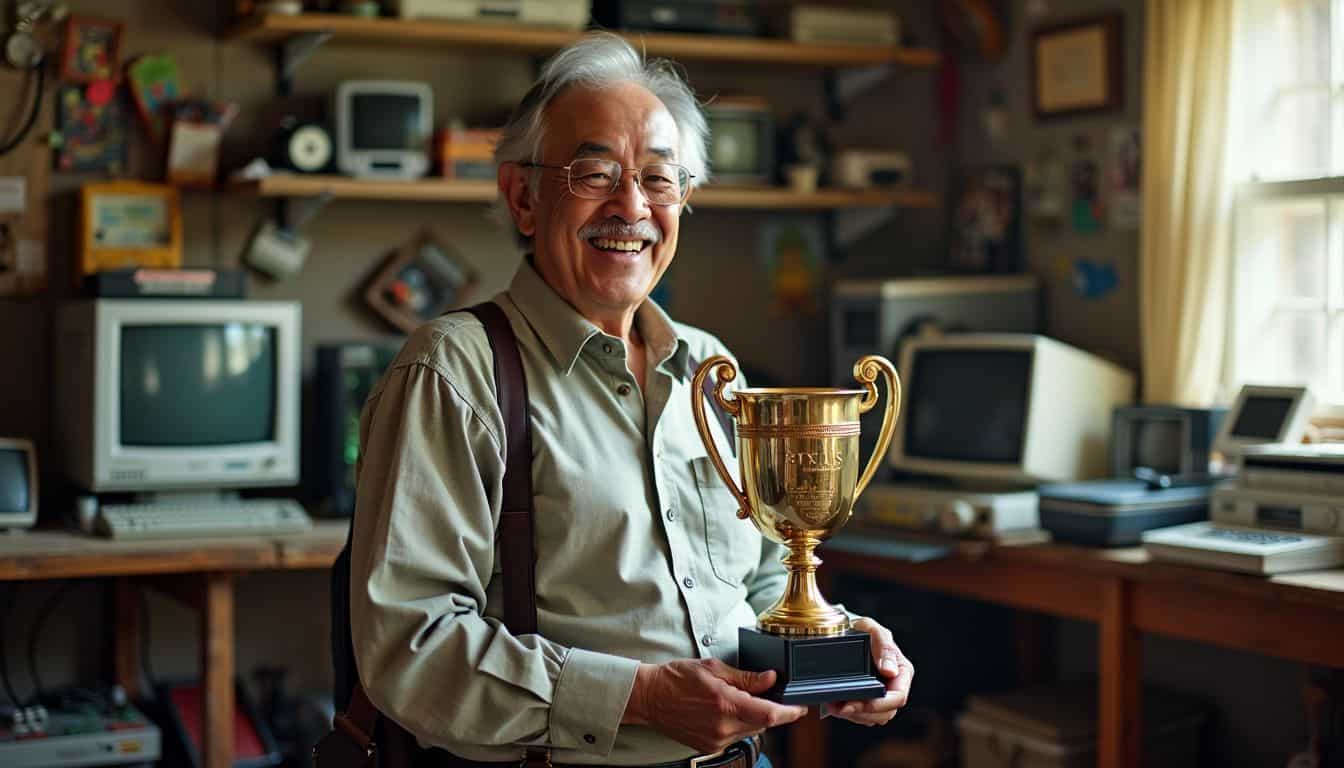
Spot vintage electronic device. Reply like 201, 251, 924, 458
890, 334, 1135, 484
1110, 404, 1226, 478
156, 680, 281, 768
335, 80, 433, 180
78, 181, 183, 287
0, 438, 37, 530
1142, 482, 1344, 574
1212, 384, 1314, 463
388, 0, 591, 28
85, 267, 247, 299
704, 96, 774, 185
829, 275, 1039, 388
1, 694, 161, 767
313, 341, 402, 517
790, 5, 900, 46
1038, 479, 1213, 547
273, 118, 333, 174
856, 482, 1039, 539
592, 0, 762, 35
833, 149, 911, 189
1240, 442, 1344, 495
55, 299, 302, 494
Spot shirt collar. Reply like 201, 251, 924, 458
506, 258, 691, 380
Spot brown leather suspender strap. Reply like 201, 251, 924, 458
467, 301, 539, 635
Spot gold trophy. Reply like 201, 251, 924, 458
691, 354, 900, 704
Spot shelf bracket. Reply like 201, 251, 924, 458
824, 64, 893, 121
826, 205, 898, 256
277, 31, 333, 96
275, 190, 334, 232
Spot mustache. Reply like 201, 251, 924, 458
578, 220, 662, 243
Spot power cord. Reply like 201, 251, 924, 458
0, 63, 45, 157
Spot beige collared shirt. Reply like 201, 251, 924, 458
350, 260, 788, 764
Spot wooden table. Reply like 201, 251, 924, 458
0, 522, 349, 768
787, 535, 1344, 768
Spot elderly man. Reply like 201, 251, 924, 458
350, 32, 912, 768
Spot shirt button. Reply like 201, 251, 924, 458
583, 734, 596, 745
602, 343, 614, 355
683, 577, 695, 589
701, 634, 714, 647
665, 508, 676, 522
616, 384, 631, 396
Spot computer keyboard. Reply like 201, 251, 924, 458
96, 498, 314, 540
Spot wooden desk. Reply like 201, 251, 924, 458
788, 536, 1344, 768
0, 522, 349, 768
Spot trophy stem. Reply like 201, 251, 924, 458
758, 534, 850, 636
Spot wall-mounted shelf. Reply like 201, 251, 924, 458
234, 174, 936, 211
227, 12, 941, 69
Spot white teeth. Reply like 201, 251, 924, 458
592, 238, 645, 251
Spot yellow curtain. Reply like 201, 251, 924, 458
1139, 0, 1236, 405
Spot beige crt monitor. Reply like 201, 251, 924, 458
889, 334, 1135, 484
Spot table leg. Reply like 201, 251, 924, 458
201, 573, 235, 768
113, 579, 143, 700
1098, 578, 1141, 768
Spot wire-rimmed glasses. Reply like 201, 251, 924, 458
522, 158, 693, 206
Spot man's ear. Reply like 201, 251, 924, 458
498, 163, 536, 239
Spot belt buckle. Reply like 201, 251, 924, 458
689, 748, 726, 768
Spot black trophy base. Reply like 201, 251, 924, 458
738, 626, 886, 705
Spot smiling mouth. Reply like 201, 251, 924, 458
588, 237, 652, 253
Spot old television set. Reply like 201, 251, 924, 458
704, 96, 774, 184
1110, 405, 1227, 478
335, 80, 433, 180
311, 340, 402, 517
889, 334, 1136, 485
1212, 384, 1314, 463
0, 438, 37, 529
54, 300, 302, 495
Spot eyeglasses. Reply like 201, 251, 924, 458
522, 158, 694, 206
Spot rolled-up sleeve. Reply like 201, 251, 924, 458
349, 357, 638, 756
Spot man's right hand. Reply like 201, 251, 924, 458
622, 659, 808, 753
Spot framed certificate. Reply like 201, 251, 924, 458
1032, 14, 1123, 118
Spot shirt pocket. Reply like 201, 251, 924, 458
690, 455, 759, 587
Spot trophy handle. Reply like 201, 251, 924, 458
690, 355, 751, 520
852, 355, 902, 500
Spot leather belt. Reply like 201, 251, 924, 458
424, 736, 761, 768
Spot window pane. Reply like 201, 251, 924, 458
1334, 92, 1343, 175
1267, 0, 1331, 83
1333, 198, 1344, 307
1236, 310, 1328, 391
1258, 90, 1332, 179
1236, 197, 1328, 302
1332, 312, 1344, 398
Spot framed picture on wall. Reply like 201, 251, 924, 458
1031, 13, 1122, 118
59, 16, 123, 83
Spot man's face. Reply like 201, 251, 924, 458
522, 82, 684, 320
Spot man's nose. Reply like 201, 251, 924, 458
605, 169, 652, 218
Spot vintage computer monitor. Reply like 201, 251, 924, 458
54, 300, 302, 498
1211, 384, 1314, 463
1110, 405, 1227, 478
889, 334, 1136, 485
0, 437, 37, 529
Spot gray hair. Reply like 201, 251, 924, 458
493, 33, 709, 248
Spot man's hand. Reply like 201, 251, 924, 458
830, 617, 913, 726
623, 659, 808, 753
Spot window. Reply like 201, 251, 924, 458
1225, 0, 1344, 405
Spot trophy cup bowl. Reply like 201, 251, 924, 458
691, 354, 901, 704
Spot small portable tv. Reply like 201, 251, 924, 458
889, 334, 1135, 484
335, 80, 433, 180
0, 437, 37, 529
704, 95, 774, 184
312, 340, 402, 517
54, 299, 301, 494
1110, 405, 1227, 478
1212, 384, 1314, 461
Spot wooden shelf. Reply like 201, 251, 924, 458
235, 174, 936, 211
227, 12, 941, 68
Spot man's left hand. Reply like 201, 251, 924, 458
829, 616, 913, 726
